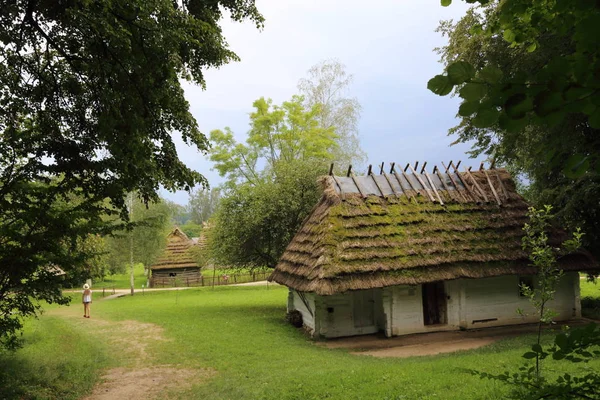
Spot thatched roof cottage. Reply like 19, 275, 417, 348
149, 227, 202, 287
269, 163, 598, 338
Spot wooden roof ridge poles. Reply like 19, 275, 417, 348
389, 163, 414, 200
462, 166, 489, 203
440, 161, 468, 202
407, 163, 436, 202
483, 169, 502, 206
422, 165, 444, 205
367, 164, 386, 197
328, 163, 344, 196
493, 168, 509, 200
433, 165, 458, 203
381, 162, 402, 197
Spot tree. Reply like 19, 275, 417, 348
430, 0, 600, 175
0, 0, 263, 348
210, 159, 323, 268
105, 196, 171, 275
210, 95, 338, 186
188, 188, 222, 224
432, 3, 600, 263
473, 207, 600, 399
208, 95, 335, 268
298, 60, 366, 170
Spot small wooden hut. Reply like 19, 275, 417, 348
269, 162, 598, 338
149, 227, 201, 287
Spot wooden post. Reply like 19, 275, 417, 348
463, 167, 489, 202
390, 164, 413, 200
424, 170, 444, 205
483, 169, 502, 205
493, 169, 509, 200
440, 162, 467, 202
407, 164, 435, 202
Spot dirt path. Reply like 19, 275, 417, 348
321, 319, 590, 358
67, 281, 275, 301
50, 304, 215, 399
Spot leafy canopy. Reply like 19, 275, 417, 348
431, 0, 600, 176
433, 2, 600, 264
0, 0, 262, 349
210, 95, 338, 186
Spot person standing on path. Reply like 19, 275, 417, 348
82, 284, 92, 318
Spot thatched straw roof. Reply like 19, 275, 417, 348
269, 163, 597, 295
150, 227, 199, 271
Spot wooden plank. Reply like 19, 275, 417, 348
450, 162, 478, 202
368, 172, 386, 197
463, 167, 489, 202
331, 174, 344, 195
391, 169, 414, 200
350, 174, 367, 198
424, 171, 444, 205
407, 164, 435, 202
382, 173, 401, 196
483, 169, 502, 205
441, 161, 468, 202
493, 169, 509, 200
435, 168, 458, 202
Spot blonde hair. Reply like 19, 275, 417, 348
83, 283, 90, 289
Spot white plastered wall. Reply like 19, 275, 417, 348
387, 272, 580, 336
289, 289, 316, 334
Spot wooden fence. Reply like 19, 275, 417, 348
149, 271, 270, 288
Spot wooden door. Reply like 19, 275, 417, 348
422, 282, 447, 325
353, 290, 375, 328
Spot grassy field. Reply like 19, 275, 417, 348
93, 263, 147, 289
2, 281, 599, 400
581, 278, 600, 319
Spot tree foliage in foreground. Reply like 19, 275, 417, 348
430, 0, 600, 176
433, 2, 600, 263
0, 0, 262, 349
472, 206, 600, 399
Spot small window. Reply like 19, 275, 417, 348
519, 276, 534, 297
169, 272, 177, 277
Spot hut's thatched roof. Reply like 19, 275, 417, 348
269, 164, 597, 295
150, 227, 199, 271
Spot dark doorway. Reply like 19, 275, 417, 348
353, 290, 375, 328
422, 282, 447, 325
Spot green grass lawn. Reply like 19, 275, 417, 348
93, 263, 148, 290
581, 278, 600, 319
3, 283, 600, 400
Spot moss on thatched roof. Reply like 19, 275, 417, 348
150, 227, 199, 271
269, 167, 597, 295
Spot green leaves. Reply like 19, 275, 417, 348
458, 101, 480, 117
479, 65, 503, 84
564, 154, 590, 179
473, 108, 500, 128
460, 83, 487, 101
447, 61, 475, 84
441, 0, 452, 6
427, 75, 454, 96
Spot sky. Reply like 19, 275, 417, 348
162, 0, 486, 205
